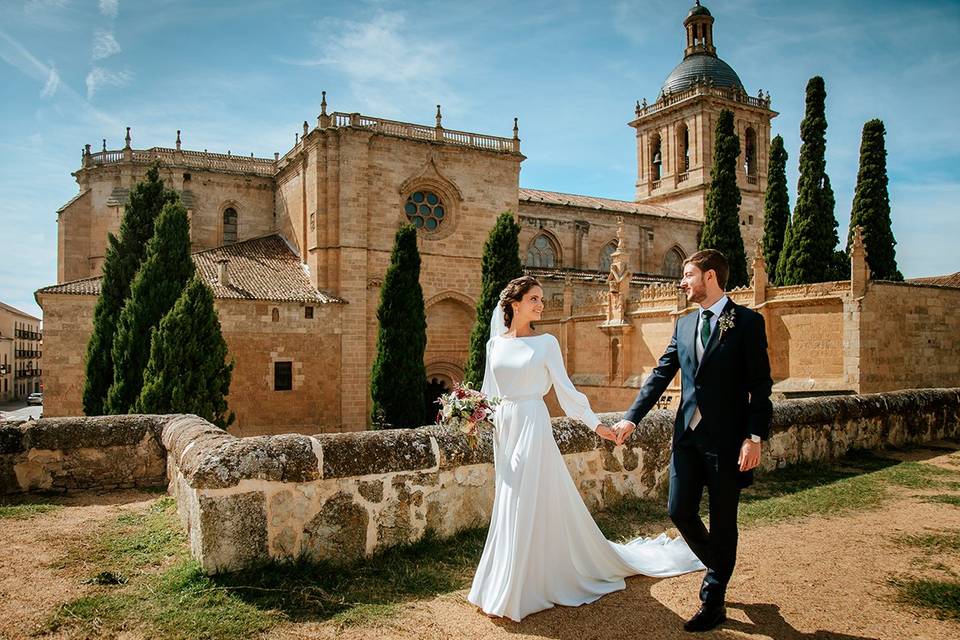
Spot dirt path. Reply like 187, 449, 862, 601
275, 451, 960, 640
0, 490, 159, 639
2, 451, 959, 640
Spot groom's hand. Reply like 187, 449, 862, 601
595, 425, 619, 443
738, 439, 762, 471
613, 420, 636, 446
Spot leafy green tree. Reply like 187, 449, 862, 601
82, 165, 179, 415
778, 76, 841, 284
699, 109, 748, 288
136, 277, 235, 428
762, 135, 790, 284
847, 119, 901, 280
370, 224, 427, 428
463, 212, 523, 387
106, 200, 195, 413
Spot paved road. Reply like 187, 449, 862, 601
0, 403, 42, 421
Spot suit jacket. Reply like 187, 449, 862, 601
625, 298, 773, 455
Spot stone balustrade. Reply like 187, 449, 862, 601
2, 389, 958, 575
84, 146, 276, 177
324, 112, 520, 154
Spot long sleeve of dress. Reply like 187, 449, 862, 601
480, 338, 499, 399
544, 335, 601, 432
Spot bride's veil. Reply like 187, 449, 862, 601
489, 297, 508, 341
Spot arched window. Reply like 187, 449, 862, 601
526, 234, 558, 268
650, 133, 662, 181
599, 241, 618, 272
223, 207, 238, 244
744, 127, 757, 176
677, 122, 689, 173
663, 247, 685, 279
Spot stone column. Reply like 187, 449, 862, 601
751, 241, 767, 306
850, 225, 869, 298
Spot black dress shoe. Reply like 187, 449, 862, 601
683, 604, 726, 632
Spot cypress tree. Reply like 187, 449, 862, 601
762, 135, 790, 284
778, 76, 841, 285
370, 224, 427, 428
463, 212, 523, 387
699, 109, 748, 288
106, 200, 195, 413
847, 119, 901, 280
136, 278, 235, 429
82, 165, 179, 415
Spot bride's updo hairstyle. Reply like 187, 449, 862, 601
499, 275, 542, 328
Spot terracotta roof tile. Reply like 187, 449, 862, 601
907, 272, 960, 288
519, 188, 700, 221
36, 234, 344, 304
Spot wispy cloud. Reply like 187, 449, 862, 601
40, 62, 59, 97
24, 0, 68, 14
86, 66, 132, 99
92, 29, 120, 60
280, 10, 459, 117
99, 0, 119, 18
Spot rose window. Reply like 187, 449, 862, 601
404, 191, 445, 231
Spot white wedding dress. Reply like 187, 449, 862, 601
467, 330, 704, 622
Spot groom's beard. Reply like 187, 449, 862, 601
684, 285, 706, 304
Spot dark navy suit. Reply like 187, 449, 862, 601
624, 298, 773, 606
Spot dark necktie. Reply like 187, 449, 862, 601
700, 309, 714, 348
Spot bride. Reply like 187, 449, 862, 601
467, 276, 703, 622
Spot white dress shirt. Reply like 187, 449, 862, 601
688, 295, 728, 430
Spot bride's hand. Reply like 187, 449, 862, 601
595, 425, 618, 443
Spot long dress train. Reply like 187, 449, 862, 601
467, 333, 703, 622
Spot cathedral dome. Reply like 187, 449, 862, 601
661, 54, 744, 95
687, 3, 711, 18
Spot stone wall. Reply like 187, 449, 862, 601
162, 388, 958, 573
0, 415, 166, 494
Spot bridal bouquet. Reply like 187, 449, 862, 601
436, 382, 500, 448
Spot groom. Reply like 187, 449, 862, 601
614, 249, 772, 632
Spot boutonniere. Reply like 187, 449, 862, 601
717, 309, 736, 339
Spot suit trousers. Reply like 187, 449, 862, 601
667, 425, 742, 606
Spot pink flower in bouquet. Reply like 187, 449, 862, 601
470, 407, 486, 422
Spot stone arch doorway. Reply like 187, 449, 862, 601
424, 362, 463, 426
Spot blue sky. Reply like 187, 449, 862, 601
2, 0, 958, 318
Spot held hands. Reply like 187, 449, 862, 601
595, 425, 619, 443
595, 420, 636, 446
738, 438, 762, 471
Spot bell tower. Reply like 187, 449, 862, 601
629, 1, 777, 264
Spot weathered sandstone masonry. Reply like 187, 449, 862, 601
2, 389, 958, 573
0, 415, 167, 493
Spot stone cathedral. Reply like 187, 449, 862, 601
37, 3, 779, 435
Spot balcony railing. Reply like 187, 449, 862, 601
635, 83, 772, 120
325, 112, 520, 154
16, 349, 42, 358
15, 330, 41, 340
85, 146, 277, 177
677, 172, 689, 183
650, 179, 661, 190
15, 368, 41, 379
746, 175, 758, 185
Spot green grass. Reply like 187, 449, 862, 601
922, 494, 960, 507
738, 450, 960, 525
897, 530, 960, 553
889, 577, 960, 619
0, 503, 61, 520
45, 498, 278, 640
41, 447, 960, 637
